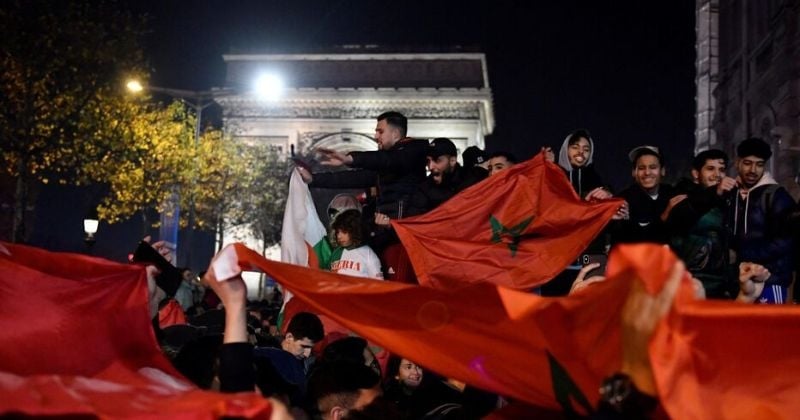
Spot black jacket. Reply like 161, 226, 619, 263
612, 183, 676, 245
407, 164, 487, 216
311, 137, 428, 218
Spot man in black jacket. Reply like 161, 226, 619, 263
405, 138, 487, 216
612, 146, 676, 245
298, 111, 428, 221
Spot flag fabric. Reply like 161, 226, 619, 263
278, 170, 345, 335
213, 242, 800, 418
280, 170, 330, 269
0, 243, 272, 419
393, 153, 622, 290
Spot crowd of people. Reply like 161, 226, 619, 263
143, 110, 797, 419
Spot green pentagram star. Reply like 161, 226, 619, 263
490, 214, 534, 257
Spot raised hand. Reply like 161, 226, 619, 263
317, 147, 353, 167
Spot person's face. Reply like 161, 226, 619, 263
736, 155, 766, 189
567, 137, 591, 168
283, 333, 315, 360
632, 154, 664, 192
182, 269, 194, 283
692, 158, 726, 188
427, 155, 457, 185
488, 156, 513, 176
374, 119, 401, 150
396, 359, 423, 389
335, 229, 352, 248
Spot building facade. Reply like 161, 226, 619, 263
216, 50, 495, 160
696, 0, 800, 198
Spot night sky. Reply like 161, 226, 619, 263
124, 0, 698, 190
30, 1, 698, 263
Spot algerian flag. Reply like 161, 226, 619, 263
277, 171, 332, 327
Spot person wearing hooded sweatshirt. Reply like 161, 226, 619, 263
540, 130, 613, 296
556, 129, 611, 200
728, 137, 796, 304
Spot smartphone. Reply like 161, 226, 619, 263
581, 254, 608, 278
132, 241, 182, 297
291, 156, 314, 172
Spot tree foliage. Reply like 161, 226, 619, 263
86, 101, 195, 231
0, 0, 147, 241
192, 136, 289, 254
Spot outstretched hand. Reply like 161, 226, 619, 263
569, 263, 606, 294
541, 146, 555, 162
317, 147, 353, 167
202, 247, 248, 343
620, 260, 685, 396
737, 262, 770, 303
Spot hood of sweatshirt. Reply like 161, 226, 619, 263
557, 133, 594, 172
733, 171, 778, 235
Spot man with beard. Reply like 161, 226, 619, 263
404, 138, 487, 216
662, 149, 738, 298
727, 137, 795, 304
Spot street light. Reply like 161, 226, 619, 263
254, 73, 284, 101
84, 217, 98, 248
124, 76, 284, 267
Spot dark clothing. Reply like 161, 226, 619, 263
612, 183, 676, 245
383, 378, 465, 419
407, 164, 487, 216
218, 342, 255, 393
252, 346, 309, 405
311, 137, 428, 219
728, 176, 795, 289
561, 164, 606, 199
666, 179, 735, 298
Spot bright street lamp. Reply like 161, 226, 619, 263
126, 79, 144, 93
254, 73, 284, 101
83, 217, 98, 248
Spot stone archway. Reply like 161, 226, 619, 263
310, 132, 378, 154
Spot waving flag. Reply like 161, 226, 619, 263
393, 153, 622, 290
0, 243, 272, 419
213, 242, 800, 418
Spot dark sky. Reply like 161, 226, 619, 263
124, 0, 698, 191
28, 1, 698, 262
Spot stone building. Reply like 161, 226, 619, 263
216, 48, 495, 160
696, 0, 800, 198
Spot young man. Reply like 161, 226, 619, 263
405, 138, 486, 216
612, 146, 676, 245
251, 312, 325, 404
556, 129, 610, 200
487, 151, 517, 176
299, 111, 428, 222
728, 137, 795, 304
664, 149, 737, 298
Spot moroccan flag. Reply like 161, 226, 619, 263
212, 242, 800, 418
393, 153, 622, 290
0, 243, 272, 419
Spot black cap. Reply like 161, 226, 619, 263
427, 138, 457, 158
737, 137, 772, 160
462, 146, 488, 167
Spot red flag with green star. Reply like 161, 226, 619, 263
393, 153, 622, 290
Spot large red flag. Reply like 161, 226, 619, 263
0, 243, 272, 419
213, 242, 800, 418
393, 153, 622, 289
